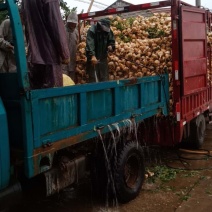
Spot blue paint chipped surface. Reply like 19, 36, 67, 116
31, 75, 169, 150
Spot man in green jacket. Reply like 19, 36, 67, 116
86, 18, 115, 82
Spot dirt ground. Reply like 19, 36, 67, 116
17, 125, 212, 212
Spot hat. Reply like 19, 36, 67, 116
98, 18, 111, 32
67, 11, 78, 24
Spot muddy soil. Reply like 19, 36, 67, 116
15, 125, 212, 212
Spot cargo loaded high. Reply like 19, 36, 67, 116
0, 0, 211, 210
77, 0, 212, 148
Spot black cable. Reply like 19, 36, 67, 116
165, 148, 212, 170
143, 145, 212, 171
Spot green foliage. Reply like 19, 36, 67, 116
60, 1, 78, 21
115, 22, 124, 31
181, 171, 200, 178
153, 165, 178, 182
119, 33, 131, 43
0, 0, 75, 23
180, 194, 191, 201
71, 7, 77, 12
146, 27, 165, 39
0, 10, 8, 24
127, 17, 135, 27
0, 0, 22, 24
60, 0, 70, 20
0, 0, 8, 24
205, 188, 212, 195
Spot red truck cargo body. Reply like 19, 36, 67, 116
78, 0, 212, 146
172, 3, 212, 145
150, 2, 212, 146
181, 7, 207, 96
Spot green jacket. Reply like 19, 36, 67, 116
86, 24, 115, 61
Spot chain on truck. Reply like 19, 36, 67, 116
0, 0, 212, 209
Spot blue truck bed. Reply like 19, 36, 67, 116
0, 73, 169, 178
0, 74, 169, 177
31, 75, 168, 147
0, 0, 169, 179
0, 0, 171, 204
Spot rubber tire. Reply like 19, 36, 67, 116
114, 141, 145, 203
190, 114, 206, 149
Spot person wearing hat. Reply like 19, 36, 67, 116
86, 18, 115, 82
63, 11, 79, 82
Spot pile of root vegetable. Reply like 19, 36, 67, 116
207, 32, 212, 85
76, 12, 173, 113
76, 13, 212, 115
76, 13, 172, 83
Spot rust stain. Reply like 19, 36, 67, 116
33, 132, 87, 175
124, 78, 138, 86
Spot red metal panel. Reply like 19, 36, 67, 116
183, 59, 206, 77
183, 41, 205, 61
171, 0, 181, 112
181, 88, 209, 121
78, 1, 171, 20
180, 6, 207, 95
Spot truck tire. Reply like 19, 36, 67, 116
114, 141, 145, 203
190, 114, 206, 149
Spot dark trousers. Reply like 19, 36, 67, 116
29, 63, 63, 89
86, 58, 109, 83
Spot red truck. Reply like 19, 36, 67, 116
78, 0, 212, 149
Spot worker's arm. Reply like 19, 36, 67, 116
0, 19, 14, 51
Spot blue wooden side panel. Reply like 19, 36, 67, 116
39, 95, 78, 136
87, 90, 113, 122
30, 75, 169, 149
120, 85, 139, 111
142, 80, 162, 111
